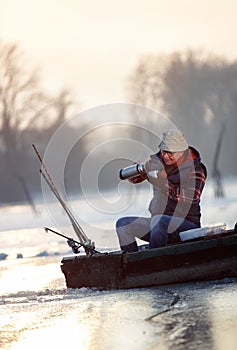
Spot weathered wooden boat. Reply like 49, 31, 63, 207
61, 225, 237, 290
34, 147, 237, 290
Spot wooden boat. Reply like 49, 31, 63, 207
34, 147, 237, 290
61, 225, 237, 290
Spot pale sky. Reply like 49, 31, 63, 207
1, 0, 237, 109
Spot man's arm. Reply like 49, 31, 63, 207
128, 173, 148, 184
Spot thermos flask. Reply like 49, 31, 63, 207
119, 163, 146, 180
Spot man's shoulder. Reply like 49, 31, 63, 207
194, 162, 207, 179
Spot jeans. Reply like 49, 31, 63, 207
116, 215, 199, 252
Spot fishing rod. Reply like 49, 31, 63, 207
32, 144, 60, 199
44, 227, 103, 255
32, 143, 88, 242
32, 144, 94, 252
40, 169, 88, 245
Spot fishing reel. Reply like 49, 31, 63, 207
67, 239, 81, 254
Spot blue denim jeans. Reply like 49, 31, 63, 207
116, 215, 199, 252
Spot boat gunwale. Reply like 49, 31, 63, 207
61, 230, 236, 264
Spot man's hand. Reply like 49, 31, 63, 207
128, 173, 147, 184
145, 159, 167, 187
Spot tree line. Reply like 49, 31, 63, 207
1, 42, 237, 204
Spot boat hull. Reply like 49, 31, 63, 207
61, 231, 237, 290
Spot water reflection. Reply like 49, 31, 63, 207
1, 288, 167, 350
1, 281, 237, 350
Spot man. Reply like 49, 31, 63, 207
116, 129, 207, 252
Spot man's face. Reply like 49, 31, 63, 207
161, 150, 184, 165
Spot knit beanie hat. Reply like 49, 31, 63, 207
159, 129, 189, 152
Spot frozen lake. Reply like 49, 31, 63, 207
0, 177, 237, 349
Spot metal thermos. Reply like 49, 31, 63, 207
119, 163, 146, 180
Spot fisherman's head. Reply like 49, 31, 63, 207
158, 129, 188, 165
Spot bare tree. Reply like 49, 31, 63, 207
1, 43, 45, 156
0, 41, 74, 204
212, 122, 226, 198
127, 55, 165, 122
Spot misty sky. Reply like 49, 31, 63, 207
1, 0, 237, 109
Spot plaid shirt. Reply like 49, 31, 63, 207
165, 167, 206, 204
148, 147, 207, 224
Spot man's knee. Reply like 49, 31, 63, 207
116, 217, 128, 230
116, 217, 139, 234
116, 216, 136, 229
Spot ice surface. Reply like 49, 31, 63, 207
0, 177, 237, 350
